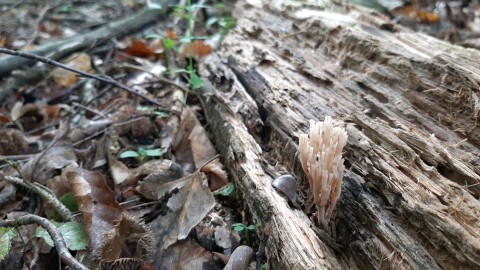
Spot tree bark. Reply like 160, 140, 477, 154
198, 1, 480, 269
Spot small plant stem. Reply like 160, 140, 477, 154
187, 0, 194, 73
185, 0, 194, 103
0, 173, 73, 221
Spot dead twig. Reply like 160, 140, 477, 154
0, 214, 89, 270
0, 172, 73, 221
0, 48, 165, 107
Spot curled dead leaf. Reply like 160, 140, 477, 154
149, 172, 215, 256
51, 53, 92, 87
21, 145, 78, 184
173, 108, 228, 191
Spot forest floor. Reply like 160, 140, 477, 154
0, 0, 479, 270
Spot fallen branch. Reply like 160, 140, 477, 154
0, 4, 176, 77
0, 172, 73, 221
0, 214, 88, 270
0, 48, 163, 107
0, 2, 177, 102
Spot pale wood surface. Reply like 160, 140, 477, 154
198, 0, 480, 269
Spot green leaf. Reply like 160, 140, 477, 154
190, 72, 203, 89
154, 111, 170, 118
191, 4, 210, 9
163, 38, 176, 49
120, 150, 140, 159
137, 148, 146, 157
233, 226, 244, 232
215, 3, 225, 9
247, 225, 256, 231
0, 228, 17, 262
206, 17, 218, 27
179, 36, 192, 44
174, 68, 189, 74
144, 148, 165, 157
36, 221, 88, 251
219, 18, 235, 29
232, 223, 246, 232
145, 34, 164, 40
213, 182, 235, 197
136, 106, 151, 111
58, 4, 76, 13
59, 192, 78, 212
146, 2, 162, 9
190, 36, 209, 40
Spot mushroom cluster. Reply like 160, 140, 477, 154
298, 116, 347, 226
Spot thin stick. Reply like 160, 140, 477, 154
120, 63, 191, 93
0, 48, 164, 107
0, 214, 89, 270
0, 172, 73, 221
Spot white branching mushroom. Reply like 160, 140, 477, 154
298, 116, 347, 226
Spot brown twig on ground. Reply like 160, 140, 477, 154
0, 214, 89, 270
120, 63, 191, 93
0, 172, 73, 221
0, 48, 165, 107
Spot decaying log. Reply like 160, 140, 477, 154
198, 0, 480, 269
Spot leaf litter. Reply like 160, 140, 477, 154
0, 1, 256, 269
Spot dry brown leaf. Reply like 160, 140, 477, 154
43, 104, 71, 121
134, 159, 184, 199
51, 53, 92, 87
137, 176, 188, 201
0, 128, 30, 155
99, 134, 131, 186
11, 102, 71, 130
68, 170, 153, 268
149, 172, 215, 255
68, 118, 112, 142
181, 40, 212, 60
47, 173, 72, 197
166, 29, 178, 41
109, 157, 130, 185
0, 115, 11, 123
21, 145, 78, 184
10, 101, 23, 121
67, 168, 123, 257
173, 108, 228, 190
153, 239, 215, 269
125, 39, 156, 58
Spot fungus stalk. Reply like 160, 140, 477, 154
298, 116, 347, 226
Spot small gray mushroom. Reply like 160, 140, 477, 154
272, 174, 297, 207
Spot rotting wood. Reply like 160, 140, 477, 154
198, 0, 480, 269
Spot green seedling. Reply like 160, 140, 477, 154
213, 182, 235, 197
136, 106, 170, 118
186, 0, 202, 91
0, 228, 17, 262
119, 147, 165, 164
148, 1, 235, 99
232, 223, 256, 243
172, 0, 204, 95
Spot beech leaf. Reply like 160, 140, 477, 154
36, 221, 88, 251
0, 228, 16, 262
